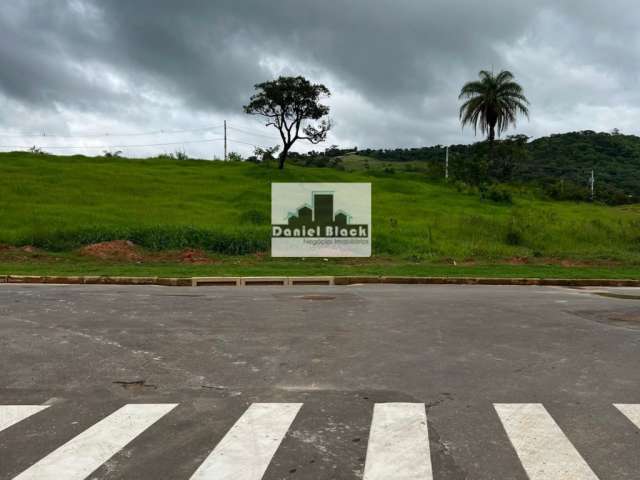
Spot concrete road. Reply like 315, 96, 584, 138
0, 284, 639, 479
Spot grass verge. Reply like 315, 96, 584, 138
0, 252, 639, 279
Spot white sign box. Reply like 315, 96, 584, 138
271, 183, 372, 257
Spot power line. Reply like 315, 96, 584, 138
0, 137, 272, 151
227, 125, 280, 141
0, 137, 225, 150
0, 121, 279, 154
0, 124, 225, 139
227, 137, 270, 148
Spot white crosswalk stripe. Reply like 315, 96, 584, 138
495, 403, 600, 480
0, 405, 49, 433
188, 403, 302, 480
2, 402, 639, 479
615, 404, 640, 429
12, 403, 177, 480
363, 403, 433, 480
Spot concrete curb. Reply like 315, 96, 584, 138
334, 276, 640, 287
0, 275, 639, 287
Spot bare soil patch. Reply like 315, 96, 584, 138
176, 249, 217, 265
79, 240, 143, 262
78, 241, 217, 265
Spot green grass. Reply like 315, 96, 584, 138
1, 254, 639, 279
338, 154, 431, 173
1, 151, 640, 274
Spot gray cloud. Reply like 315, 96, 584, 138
0, 0, 639, 157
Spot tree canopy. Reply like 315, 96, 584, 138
244, 76, 331, 169
459, 70, 529, 142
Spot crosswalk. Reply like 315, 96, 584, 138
494, 403, 599, 480
189, 403, 302, 480
1, 402, 639, 479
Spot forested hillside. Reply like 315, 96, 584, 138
295, 131, 640, 204
522, 131, 640, 202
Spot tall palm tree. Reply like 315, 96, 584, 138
459, 70, 529, 144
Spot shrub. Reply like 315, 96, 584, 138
505, 229, 522, 246
240, 209, 268, 225
227, 152, 244, 162
505, 217, 524, 245
481, 184, 513, 204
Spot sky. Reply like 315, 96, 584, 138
1, 0, 639, 158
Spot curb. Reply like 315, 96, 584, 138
335, 276, 640, 287
0, 275, 639, 287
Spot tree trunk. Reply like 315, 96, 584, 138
278, 144, 291, 170
488, 124, 496, 161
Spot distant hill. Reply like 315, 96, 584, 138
522, 131, 640, 200
334, 131, 640, 203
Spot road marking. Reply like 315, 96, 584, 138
189, 403, 302, 480
13, 403, 177, 480
615, 404, 640, 428
494, 403, 599, 480
0, 406, 49, 432
363, 403, 433, 480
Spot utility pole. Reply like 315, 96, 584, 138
589, 169, 595, 201
224, 120, 228, 161
445, 146, 449, 181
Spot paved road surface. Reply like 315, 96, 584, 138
1, 284, 639, 479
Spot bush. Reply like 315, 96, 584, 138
156, 150, 189, 161
227, 152, 243, 162
239, 209, 268, 225
505, 228, 523, 246
543, 179, 588, 202
452, 180, 478, 195
504, 216, 525, 246
480, 184, 513, 204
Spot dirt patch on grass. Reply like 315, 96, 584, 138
176, 249, 217, 265
0, 244, 43, 261
78, 241, 218, 265
505, 256, 530, 265
79, 240, 143, 262
546, 258, 624, 267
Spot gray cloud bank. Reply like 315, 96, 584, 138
0, 0, 638, 157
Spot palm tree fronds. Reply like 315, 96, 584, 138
458, 69, 530, 142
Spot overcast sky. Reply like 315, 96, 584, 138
1, 0, 639, 158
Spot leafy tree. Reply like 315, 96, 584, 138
173, 150, 189, 161
227, 151, 243, 162
29, 146, 46, 155
459, 70, 529, 146
244, 76, 331, 169
253, 145, 280, 163
102, 150, 123, 158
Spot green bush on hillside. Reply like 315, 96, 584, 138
480, 184, 513, 204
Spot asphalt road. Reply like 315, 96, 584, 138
1, 284, 639, 479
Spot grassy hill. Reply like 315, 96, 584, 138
1, 151, 640, 279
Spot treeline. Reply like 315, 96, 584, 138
288, 131, 640, 205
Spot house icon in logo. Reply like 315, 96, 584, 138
286, 192, 352, 228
